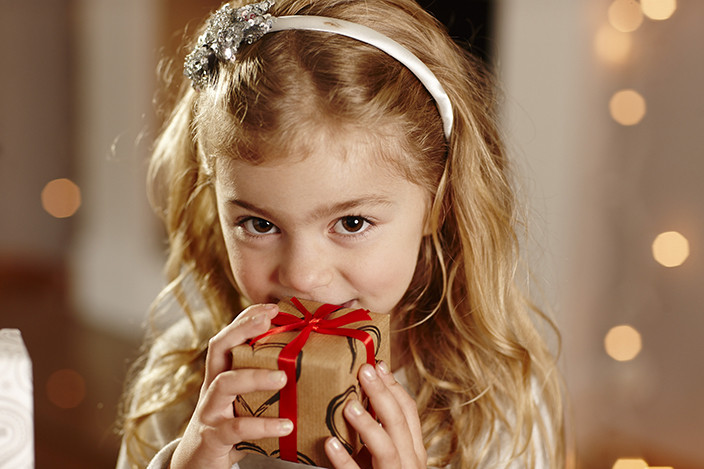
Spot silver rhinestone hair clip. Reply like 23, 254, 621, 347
184, 0, 454, 139
184, 0, 275, 90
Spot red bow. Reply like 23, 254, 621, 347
250, 297, 376, 462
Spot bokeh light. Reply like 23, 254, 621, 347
595, 25, 633, 64
641, 0, 677, 20
652, 231, 690, 267
41, 178, 81, 218
612, 458, 648, 469
609, 89, 646, 125
608, 0, 644, 32
46, 369, 86, 409
605, 325, 642, 362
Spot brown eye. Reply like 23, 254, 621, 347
334, 216, 370, 235
241, 217, 278, 235
342, 217, 363, 232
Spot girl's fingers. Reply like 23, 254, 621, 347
325, 437, 361, 469
343, 398, 401, 467
357, 363, 418, 465
225, 416, 294, 455
177, 415, 294, 467
375, 362, 427, 463
338, 362, 427, 468
199, 368, 287, 420
203, 303, 279, 387
174, 304, 289, 468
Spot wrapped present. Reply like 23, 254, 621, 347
0, 329, 34, 469
232, 298, 390, 468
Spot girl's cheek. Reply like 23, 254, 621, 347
230, 251, 273, 301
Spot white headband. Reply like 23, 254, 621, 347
184, 0, 454, 139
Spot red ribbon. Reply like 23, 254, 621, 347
249, 297, 377, 462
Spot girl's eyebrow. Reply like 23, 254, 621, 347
227, 196, 394, 220
311, 197, 395, 219
227, 199, 275, 220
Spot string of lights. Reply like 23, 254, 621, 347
596, 1, 681, 468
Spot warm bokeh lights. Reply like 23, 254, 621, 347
608, 0, 644, 32
46, 369, 87, 409
641, 0, 677, 20
609, 89, 646, 125
596, 0, 690, 466
605, 325, 642, 362
595, 25, 633, 64
652, 231, 690, 267
41, 178, 81, 218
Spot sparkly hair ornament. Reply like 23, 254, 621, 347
184, 0, 454, 139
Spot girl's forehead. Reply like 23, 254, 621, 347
214, 126, 419, 196
215, 134, 430, 221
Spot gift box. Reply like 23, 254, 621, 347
232, 298, 390, 468
0, 329, 34, 469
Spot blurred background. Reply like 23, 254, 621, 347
1, 0, 701, 467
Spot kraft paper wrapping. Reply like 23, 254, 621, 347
0, 329, 34, 469
232, 299, 390, 468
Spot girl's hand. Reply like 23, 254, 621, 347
325, 362, 427, 469
170, 304, 293, 469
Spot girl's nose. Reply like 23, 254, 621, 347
277, 242, 333, 294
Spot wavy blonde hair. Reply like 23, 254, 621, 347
120, 0, 565, 467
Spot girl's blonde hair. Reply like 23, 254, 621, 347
120, 0, 565, 467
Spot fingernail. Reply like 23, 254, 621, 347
360, 364, 376, 381
347, 400, 364, 417
327, 437, 343, 452
377, 360, 390, 375
279, 419, 294, 435
264, 304, 279, 317
269, 370, 286, 384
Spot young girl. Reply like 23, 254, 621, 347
117, 0, 565, 467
